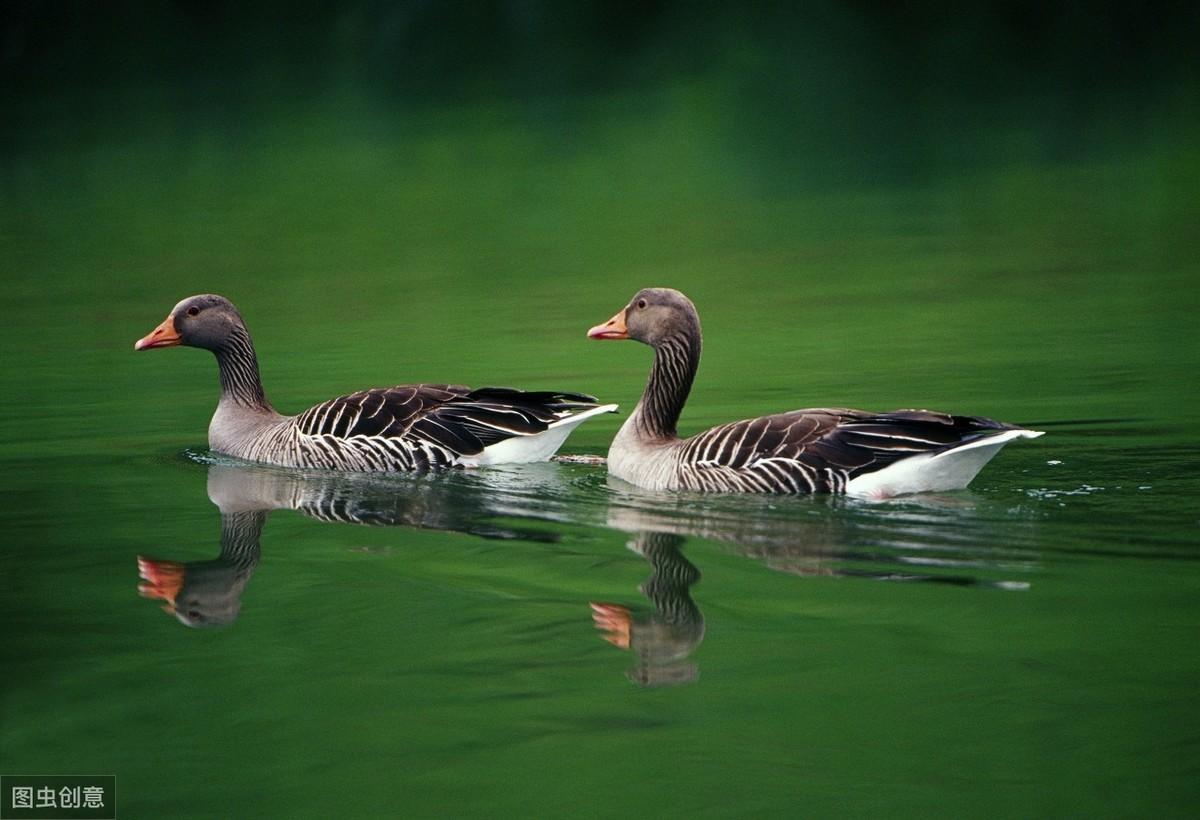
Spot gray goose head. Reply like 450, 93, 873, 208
133, 293, 248, 352
587, 287, 701, 347
589, 288, 702, 439
135, 294, 269, 408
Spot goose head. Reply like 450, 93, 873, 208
138, 555, 250, 628
134, 294, 248, 352
587, 287, 701, 347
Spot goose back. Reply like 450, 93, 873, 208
220, 385, 609, 472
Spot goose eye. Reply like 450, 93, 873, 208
186, 306, 200, 317
636, 299, 647, 309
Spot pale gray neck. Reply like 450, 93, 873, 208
214, 326, 271, 410
633, 329, 701, 440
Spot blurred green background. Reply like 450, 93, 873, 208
2, 3, 1199, 818
3, 1, 1198, 452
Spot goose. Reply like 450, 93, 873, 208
139, 457, 581, 628
591, 531, 704, 687
587, 288, 1042, 498
135, 294, 616, 470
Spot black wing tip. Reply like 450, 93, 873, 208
871, 409, 1023, 433
468, 386, 601, 406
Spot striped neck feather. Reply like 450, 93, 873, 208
635, 328, 700, 440
214, 326, 272, 410
218, 510, 265, 569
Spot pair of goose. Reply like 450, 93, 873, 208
135, 289, 1041, 498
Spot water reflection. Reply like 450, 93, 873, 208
138, 458, 1038, 655
202, 459, 575, 541
137, 460, 583, 628
588, 494, 1036, 687
591, 531, 705, 687
603, 485, 1038, 590
139, 509, 264, 628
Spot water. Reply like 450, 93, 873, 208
3, 67, 1200, 820
5, 427, 1197, 817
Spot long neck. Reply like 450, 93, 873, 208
217, 510, 266, 571
633, 328, 701, 440
638, 532, 702, 628
214, 325, 271, 410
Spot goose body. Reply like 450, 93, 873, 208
136, 294, 616, 471
589, 288, 1042, 499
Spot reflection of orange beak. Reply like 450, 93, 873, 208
138, 557, 186, 614
134, 315, 181, 351
587, 308, 628, 340
590, 601, 632, 649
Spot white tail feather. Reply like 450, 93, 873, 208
548, 403, 620, 429
846, 429, 1043, 499
462, 404, 619, 466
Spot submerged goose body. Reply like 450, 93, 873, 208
136, 294, 615, 470
588, 288, 1041, 498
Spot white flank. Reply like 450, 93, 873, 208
460, 404, 619, 466
845, 429, 1044, 499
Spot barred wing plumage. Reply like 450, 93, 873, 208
677, 408, 1018, 493
292, 384, 604, 470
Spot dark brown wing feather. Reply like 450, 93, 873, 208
681, 408, 1017, 492
296, 384, 601, 458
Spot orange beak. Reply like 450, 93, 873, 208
591, 602, 632, 649
134, 314, 181, 351
138, 557, 186, 614
587, 308, 629, 340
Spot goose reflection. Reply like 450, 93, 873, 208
603, 483, 1038, 589
590, 492, 1035, 686
139, 508, 264, 627
591, 531, 705, 687
138, 459, 583, 628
